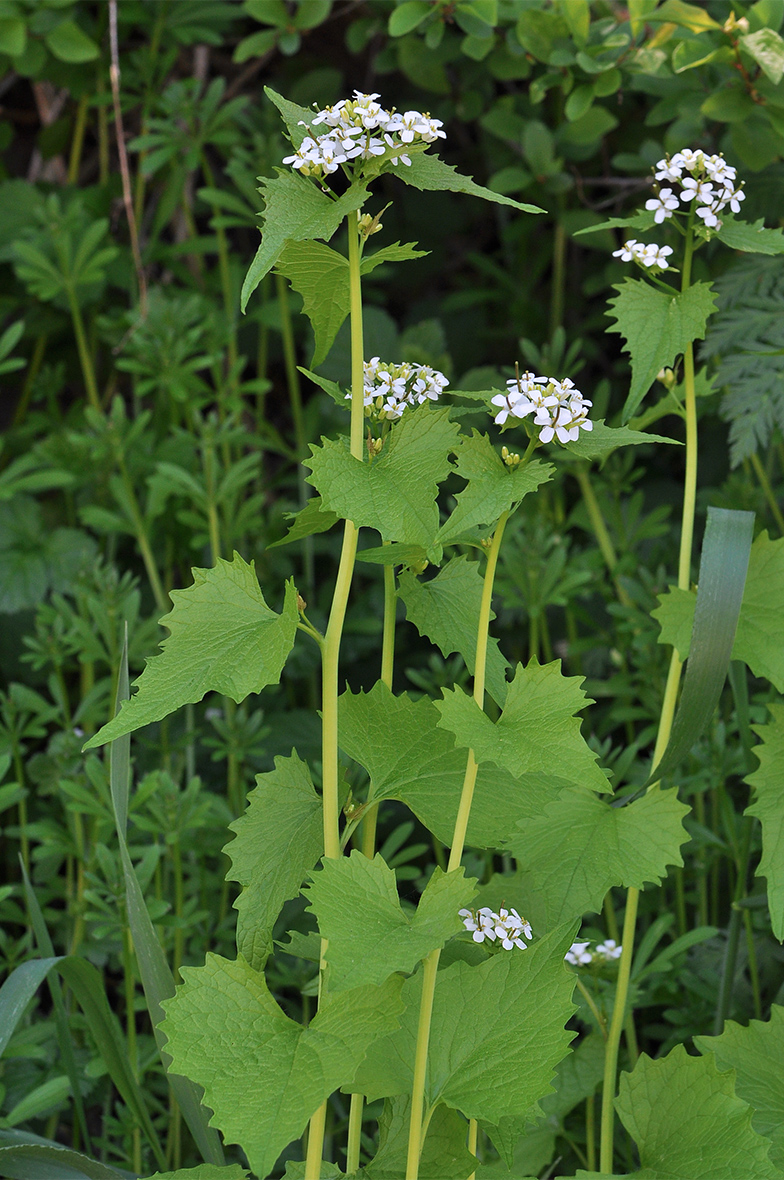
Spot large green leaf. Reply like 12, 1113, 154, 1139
435, 432, 553, 546
339, 684, 570, 848
695, 1006, 784, 1172
398, 556, 510, 707
161, 954, 403, 1179
435, 659, 612, 794
606, 278, 717, 421
367, 1096, 476, 1180
348, 925, 577, 1127
653, 530, 784, 693
240, 171, 368, 311
225, 752, 323, 969
305, 406, 460, 556
397, 151, 543, 214
148, 1167, 249, 1180
506, 787, 689, 926
84, 555, 299, 748
0, 1142, 124, 1180
305, 852, 476, 991
745, 705, 784, 940
603, 1044, 780, 1178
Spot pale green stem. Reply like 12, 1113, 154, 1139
599, 220, 698, 1173
750, 451, 784, 536
67, 288, 101, 412
68, 93, 90, 185
406, 509, 511, 1180
304, 212, 365, 1180
574, 464, 633, 608
346, 557, 397, 1168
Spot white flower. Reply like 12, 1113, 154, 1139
726, 185, 745, 213
704, 155, 735, 185
356, 357, 449, 419
696, 204, 721, 229
640, 243, 673, 269
680, 176, 714, 204
677, 147, 705, 170
460, 906, 532, 950
565, 941, 593, 966
596, 940, 623, 961
645, 188, 679, 223
655, 158, 683, 183
613, 239, 640, 261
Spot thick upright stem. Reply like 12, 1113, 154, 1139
599, 223, 698, 1173
304, 213, 365, 1180
406, 510, 510, 1180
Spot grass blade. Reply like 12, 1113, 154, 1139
0, 959, 59, 1058
109, 629, 225, 1167
650, 506, 755, 783
19, 860, 93, 1154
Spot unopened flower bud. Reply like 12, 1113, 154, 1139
296, 592, 307, 613
657, 367, 676, 390
723, 12, 749, 33
501, 445, 521, 468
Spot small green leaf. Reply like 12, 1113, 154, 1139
397, 151, 544, 213
44, 18, 99, 62
361, 240, 429, 275
745, 706, 784, 940
695, 1006, 784, 1171
161, 954, 404, 1179
650, 507, 754, 784
715, 215, 784, 255
647, 0, 722, 30
607, 1044, 779, 1179
388, 0, 431, 36
268, 495, 340, 548
84, 555, 299, 748
275, 240, 349, 367
297, 366, 346, 407
741, 27, 784, 84
606, 278, 718, 421
225, 753, 323, 969
435, 659, 612, 794
356, 542, 428, 566
398, 556, 510, 706
565, 83, 594, 122
349, 925, 577, 1125
436, 432, 554, 546
563, 419, 678, 464
573, 209, 657, 237
0, 18, 26, 56
305, 406, 460, 556
305, 853, 476, 990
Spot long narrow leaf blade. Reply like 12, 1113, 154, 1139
19, 861, 92, 1154
0, 959, 59, 1058
109, 633, 224, 1167
0, 1142, 125, 1180
651, 506, 755, 782
54, 957, 167, 1172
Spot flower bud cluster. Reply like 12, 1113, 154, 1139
491, 371, 593, 444
646, 148, 744, 230
354, 356, 449, 420
565, 939, 623, 966
459, 906, 533, 951
612, 240, 673, 270
282, 91, 445, 179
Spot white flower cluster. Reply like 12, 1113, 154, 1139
460, 906, 533, 951
491, 371, 593, 444
354, 356, 449, 420
282, 91, 445, 178
565, 939, 623, 966
612, 240, 673, 270
645, 148, 744, 230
